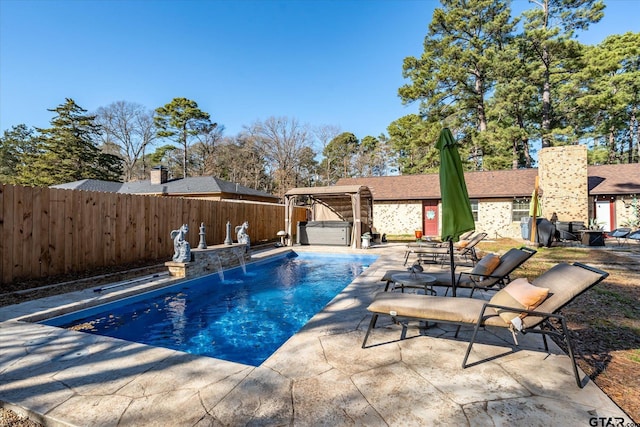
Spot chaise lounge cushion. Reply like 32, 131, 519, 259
367, 292, 507, 327
523, 262, 604, 327
489, 278, 549, 323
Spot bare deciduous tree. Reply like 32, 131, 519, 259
191, 123, 224, 176
247, 116, 315, 197
313, 124, 341, 185
95, 101, 156, 181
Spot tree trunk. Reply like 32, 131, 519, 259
541, 0, 552, 148
475, 74, 487, 132
541, 47, 552, 148
630, 106, 638, 163
517, 113, 532, 168
182, 127, 188, 178
608, 125, 617, 163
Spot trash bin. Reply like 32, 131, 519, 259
361, 233, 371, 249
520, 217, 530, 239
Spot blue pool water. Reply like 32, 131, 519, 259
43, 252, 377, 366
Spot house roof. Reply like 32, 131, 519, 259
336, 169, 538, 200
51, 176, 279, 200
51, 179, 125, 193
336, 164, 639, 201
587, 164, 640, 195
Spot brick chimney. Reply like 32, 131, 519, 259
150, 166, 168, 184
538, 145, 588, 223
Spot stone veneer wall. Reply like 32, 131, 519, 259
538, 145, 588, 223
616, 198, 638, 228
372, 201, 423, 235
373, 199, 526, 239
165, 244, 250, 278
477, 199, 522, 239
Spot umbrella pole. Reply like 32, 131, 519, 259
449, 239, 456, 297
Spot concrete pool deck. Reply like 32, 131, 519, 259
0, 244, 632, 426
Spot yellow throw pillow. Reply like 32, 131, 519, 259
489, 278, 549, 324
471, 253, 501, 277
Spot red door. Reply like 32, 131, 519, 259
423, 201, 439, 238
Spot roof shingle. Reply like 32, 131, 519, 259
52, 176, 278, 200
337, 164, 639, 200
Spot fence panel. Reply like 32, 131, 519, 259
35, 187, 49, 277
1, 185, 13, 283
49, 188, 65, 277
0, 184, 308, 285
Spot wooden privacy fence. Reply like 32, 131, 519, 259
0, 184, 308, 285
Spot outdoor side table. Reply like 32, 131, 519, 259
391, 273, 437, 295
581, 230, 605, 246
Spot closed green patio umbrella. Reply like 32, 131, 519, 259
436, 128, 475, 296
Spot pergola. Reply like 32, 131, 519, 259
284, 185, 373, 249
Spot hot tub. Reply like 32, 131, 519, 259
297, 221, 352, 246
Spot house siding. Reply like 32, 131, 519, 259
372, 199, 525, 239
373, 201, 422, 236
478, 199, 521, 239
372, 196, 636, 239
616, 197, 638, 228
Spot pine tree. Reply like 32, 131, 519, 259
0, 124, 38, 184
399, 0, 517, 169
573, 32, 640, 163
521, 0, 604, 147
154, 97, 212, 179
30, 99, 123, 186
387, 115, 441, 174
484, 36, 539, 169
322, 132, 359, 182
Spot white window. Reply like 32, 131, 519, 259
470, 199, 479, 221
512, 199, 530, 222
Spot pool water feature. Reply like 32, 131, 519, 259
42, 252, 378, 366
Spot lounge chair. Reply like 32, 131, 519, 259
403, 232, 487, 266
363, 262, 609, 388
406, 230, 475, 249
426, 246, 537, 296
382, 247, 536, 296
608, 228, 631, 246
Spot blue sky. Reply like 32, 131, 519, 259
1, 0, 638, 148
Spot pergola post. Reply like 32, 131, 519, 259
284, 195, 294, 246
352, 192, 362, 249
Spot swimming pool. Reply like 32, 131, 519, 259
42, 251, 378, 366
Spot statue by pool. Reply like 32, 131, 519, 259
235, 221, 250, 248
171, 224, 191, 262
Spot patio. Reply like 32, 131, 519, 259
0, 244, 632, 426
